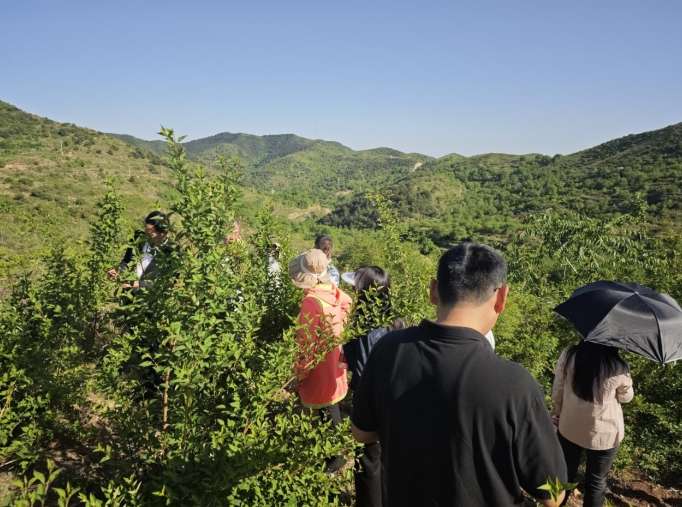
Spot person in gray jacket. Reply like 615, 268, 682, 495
108, 211, 172, 290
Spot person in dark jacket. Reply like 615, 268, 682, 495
351, 243, 567, 507
107, 211, 172, 290
343, 266, 403, 507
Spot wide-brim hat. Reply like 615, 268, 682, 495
289, 249, 331, 289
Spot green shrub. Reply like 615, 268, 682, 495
3, 128, 682, 506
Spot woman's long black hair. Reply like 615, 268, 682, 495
351, 266, 397, 328
566, 341, 629, 403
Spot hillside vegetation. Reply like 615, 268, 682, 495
324, 123, 682, 246
1, 105, 682, 504
114, 131, 431, 207
0, 134, 681, 505
0, 100, 439, 268
5, 98, 682, 275
0, 101, 171, 273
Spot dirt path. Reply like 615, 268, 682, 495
563, 472, 682, 506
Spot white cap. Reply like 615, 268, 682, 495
341, 271, 357, 286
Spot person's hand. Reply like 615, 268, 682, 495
121, 280, 140, 289
338, 351, 348, 369
551, 415, 560, 428
107, 268, 119, 280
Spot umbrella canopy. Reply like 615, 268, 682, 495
554, 281, 682, 364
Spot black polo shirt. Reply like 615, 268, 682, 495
352, 320, 567, 507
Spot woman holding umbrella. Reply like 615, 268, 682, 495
552, 280, 682, 507
551, 342, 633, 507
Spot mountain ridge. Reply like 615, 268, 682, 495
2, 98, 681, 262
323, 121, 682, 244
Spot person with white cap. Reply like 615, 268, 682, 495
289, 248, 353, 471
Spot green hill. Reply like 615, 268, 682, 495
323, 123, 682, 244
115, 131, 432, 206
0, 101, 172, 272
4, 99, 682, 266
1, 101, 430, 272
185, 132, 318, 164
109, 133, 167, 156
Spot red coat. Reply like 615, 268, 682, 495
295, 284, 352, 408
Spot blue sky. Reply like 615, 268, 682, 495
2, 0, 681, 156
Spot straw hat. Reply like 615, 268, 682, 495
289, 249, 331, 289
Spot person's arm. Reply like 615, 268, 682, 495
351, 423, 379, 444
117, 246, 134, 273
117, 231, 144, 272
294, 298, 323, 380
514, 382, 568, 506
342, 340, 356, 374
550, 350, 567, 421
108, 245, 133, 278
328, 264, 340, 286
351, 344, 380, 444
615, 373, 634, 404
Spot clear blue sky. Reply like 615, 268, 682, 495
2, 0, 681, 156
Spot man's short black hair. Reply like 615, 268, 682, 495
436, 242, 507, 306
145, 210, 170, 232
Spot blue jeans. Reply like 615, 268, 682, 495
558, 432, 618, 507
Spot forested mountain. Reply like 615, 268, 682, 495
108, 133, 166, 155
3, 98, 682, 267
324, 123, 682, 244
111, 131, 320, 162
0, 101, 428, 270
114, 131, 432, 206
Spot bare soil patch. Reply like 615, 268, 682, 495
563, 472, 682, 506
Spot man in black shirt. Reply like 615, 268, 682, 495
351, 242, 567, 506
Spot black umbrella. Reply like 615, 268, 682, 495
554, 281, 682, 364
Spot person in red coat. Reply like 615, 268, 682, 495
289, 249, 352, 472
